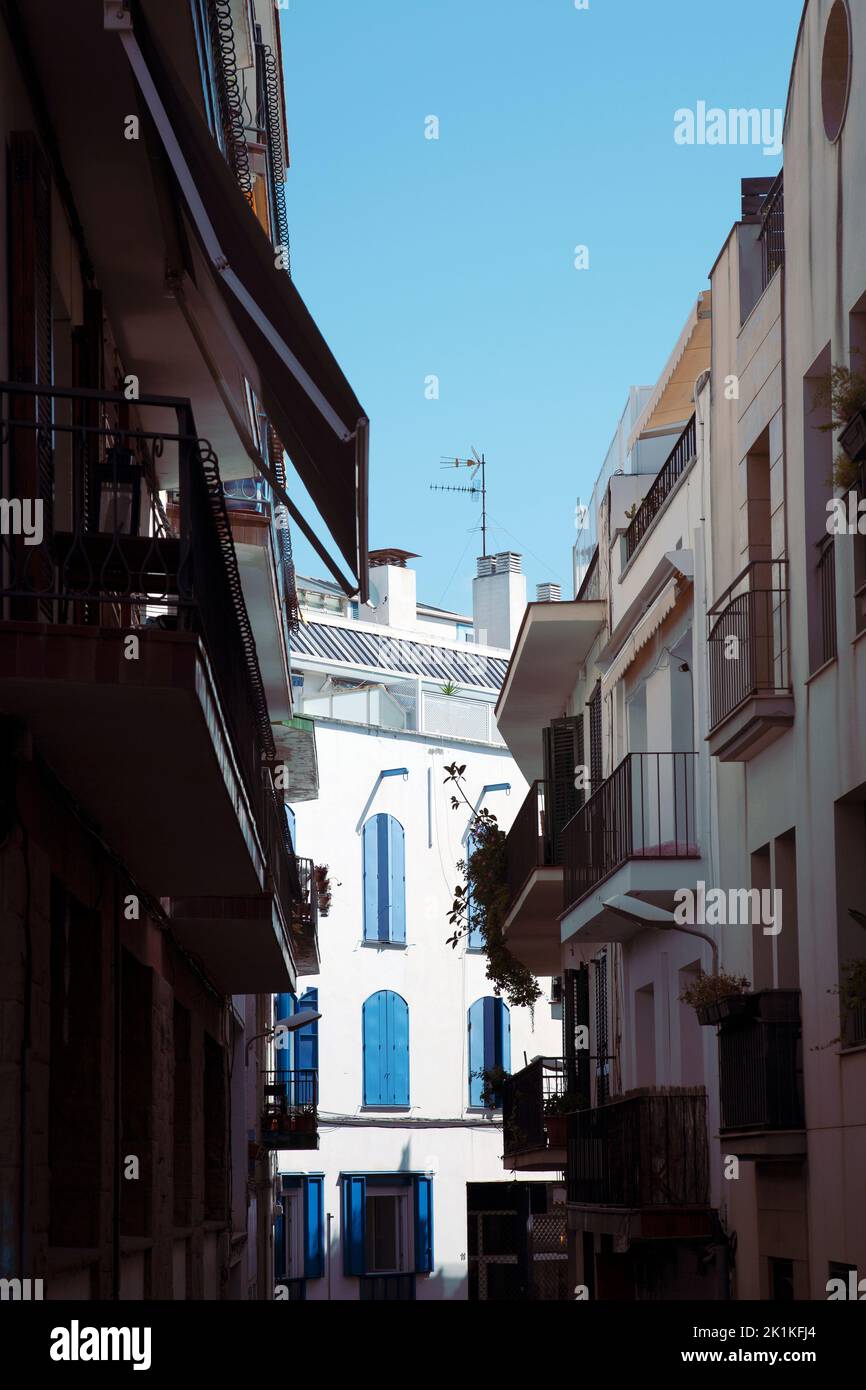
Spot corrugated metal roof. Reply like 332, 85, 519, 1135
290, 620, 508, 689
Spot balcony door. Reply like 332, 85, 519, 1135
543, 715, 584, 861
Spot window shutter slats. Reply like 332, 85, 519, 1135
467, 999, 485, 1107
388, 815, 406, 943
413, 1176, 434, 1274
363, 814, 406, 944
342, 1176, 366, 1276
363, 991, 409, 1107
304, 1176, 325, 1279
362, 818, 379, 941
296, 987, 318, 1072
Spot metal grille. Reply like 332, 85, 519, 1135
545, 716, 585, 858
816, 535, 837, 667
563, 966, 591, 1106
594, 953, 609, 1106
588, 683, 603, 789
529, 1208, 569, 1301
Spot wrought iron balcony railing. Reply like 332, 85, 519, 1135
502, 1057, 566, 1158
567, 1088, 710, 1209
260, 1069, 317, 1149
759, 171, 785, 291
624, 415, 697, 562
718, 991, 804, 1132
816, 534, 838, 667
562, 752, 699, 912
707, 560, 790, 730
505, 781, 562, 908
0, 381, 297, 921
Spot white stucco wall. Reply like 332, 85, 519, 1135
278, 715, 562, 1299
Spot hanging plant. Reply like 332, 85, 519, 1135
312, 864, 332, 917
443, 762, 541, 1010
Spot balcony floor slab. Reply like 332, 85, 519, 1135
561, 859, 706, 945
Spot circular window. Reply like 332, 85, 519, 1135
822, 1, 852, 142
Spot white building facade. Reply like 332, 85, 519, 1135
275, 551, 563, 1300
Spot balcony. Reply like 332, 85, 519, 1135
567, 1088, 713, 1240
718, 991, 805, 1160
561, 753, 700, 942
624, 415, 697, 564
502, 1058, 569, 1171
260, 1069, 318, 1150
0, 382, 298, 990
502, 782, 564, 975
758, 172, 785, 291
291, 858, 321, 976
707, 560, 793, 761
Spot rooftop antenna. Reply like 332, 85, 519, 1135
429, 449, 488, 557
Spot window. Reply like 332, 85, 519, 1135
362, 813, 406, 943
466, 884, 483, 951
468, 997, 511, 1108
362, 991, 410, 1107
275, 1176, 324, 1281
341, 1174, 433, 1279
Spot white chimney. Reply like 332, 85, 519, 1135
367, 549, 418, 630
472, 552, 526, 651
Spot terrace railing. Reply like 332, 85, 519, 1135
759, 171, 785, 291
624, 415, 697, 562
562, 752, 699, 912
707, 560, 790, 730
567, 1088, 710, 1209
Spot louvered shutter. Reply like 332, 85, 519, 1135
303, 1176, 324, 1279
563, 966, 591, 1108
467, 998, 485, 1106
588, 683, 603, 789
296, 987, 318, 1072
8, 132, 53, 617
388, 816, 406, 943
544, 715, 585, 861
342, 1176, 366, 1276
595, 953, 610, 1105
413, 1176, 434, 1274
362, 818, 380, 940
388, 991, 410, 1106
362, 991, 385, 1104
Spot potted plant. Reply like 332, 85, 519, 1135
312, 864, 332, 917
679, 971, 752, 1026
814, 359, 866, 485
544, 1091, 581, 1147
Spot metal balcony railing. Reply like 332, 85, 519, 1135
261, 1069, 317, 1148
718, 991, 804, 1132
566, 1088, 710, 1209
707, 560, 791, 730
505, 781, 561, 908
759, 171, 785, 290
0, 381, 297, 919
624, 415, 697, 562
502, 1057, 566, 1158
816, 535, 838, 667
562, 752, 699, 912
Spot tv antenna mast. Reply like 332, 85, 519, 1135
429, 448, 489, 557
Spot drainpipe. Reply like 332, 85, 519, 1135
112, 871, 121, 1300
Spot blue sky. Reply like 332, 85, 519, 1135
279, 0, 802, 616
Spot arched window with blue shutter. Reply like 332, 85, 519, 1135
468, 997, 511, 1107
363, 991, 410, 1107
363, 814, 406, 944
466, 884, 483, 951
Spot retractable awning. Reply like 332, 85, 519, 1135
111, 9, 369, 600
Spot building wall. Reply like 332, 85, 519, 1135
278, 714, 562, 1299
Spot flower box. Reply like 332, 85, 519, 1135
696, 993, 757, 1027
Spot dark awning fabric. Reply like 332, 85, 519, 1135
119, 13, 369, 599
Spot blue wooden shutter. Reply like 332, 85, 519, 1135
342, 1176, 366, 1276
275, 992, 295, 1079
274, 1203, 286, 1280
468, 999, 485, 1106
362, 818, 380, 941
413, 1176, 434, 1274
284, 804, 297, 852
467, 885, 483, 950
363, 991, 385, 1104
363, 991, 409, 1106
496, 998, 511, 1073
296, 987, 319, 1072
388, 817, 406, 943
389, 992, 410, 1106
303, 1176, 324, 1279
363, 815, 406, 943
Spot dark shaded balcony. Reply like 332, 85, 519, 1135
291, 857, 321, 975
260, 1069, 318, 1150
707, 560, 793, 761
567, 1088, 712, 1240
718, 990, 805, 1159
502, 781, 564, 974
0, 382, 299, 989
502, 1057, 568, 1171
